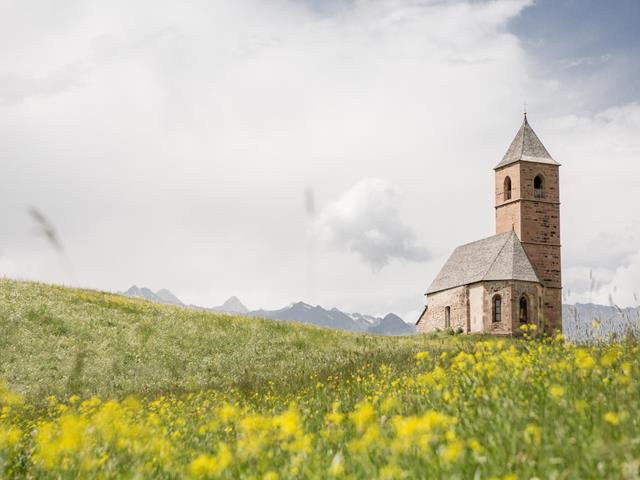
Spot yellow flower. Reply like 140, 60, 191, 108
189, 444, 232, 478
0, 426, 22, 448
440, 439, 464, 464
575, 350, 595, 370
380, 463, 405, 480
348, 424, 381, 454
549, 385, 564, 399
524, 424, 541, 446
216, 403, 238, 423
468, 438, 482, 454
603, 412, 620, 426
349, 401, 375, 432
600, 350, 621, 367
273, 404, 301, 439
415, 351, 430, 361
263, 472, 279, 480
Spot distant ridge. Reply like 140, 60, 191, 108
120, 286, 640, 340
122, 285, 184, 306
120, 285, 414, 336
210, 296, 248, 314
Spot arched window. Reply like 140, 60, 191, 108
519, 296, 528, 323
534, 175, 544, 199
504, 176, 512, 201
445, 306, 451, 329
492, 295, 501, 323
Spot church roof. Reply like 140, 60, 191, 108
495, 114, 560, 169
426, 231, 540, 294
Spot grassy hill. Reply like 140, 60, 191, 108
2, 279, 639, 479
0, 279, 435, 401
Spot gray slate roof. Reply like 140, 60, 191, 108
495, 115, 559, 169
426, 231, 540, 294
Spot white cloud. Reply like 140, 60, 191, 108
0, 0, 638, 315
313, 179, 429, 270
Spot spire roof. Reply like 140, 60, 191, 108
495, 114, 559, 169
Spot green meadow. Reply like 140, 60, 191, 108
1, 279, 639, 479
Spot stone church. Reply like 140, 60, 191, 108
416, 114, 561, 335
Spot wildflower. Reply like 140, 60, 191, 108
188, 443, 232, 478
603, 412, 620, 426
440, 439, 464, 464
415, 351, 430, 361
549, 385, 564, 399
216, 402, 238, 423
348, 424, 381, 454
349, 401, 376, 432
600, 349, 621, 367
0, 426, 22, 448
380, 463, 405, 480
468, 438, 482, 454
524, 424, 541, 446
274, 404, 301, 439
575, 350, 595, 370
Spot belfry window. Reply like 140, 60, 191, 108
534, 175, 544, 199
519, 296, 528, 323
492, 295, 502, 323
504, 176, 512, 201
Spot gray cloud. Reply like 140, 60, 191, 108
313, 179, 429, 270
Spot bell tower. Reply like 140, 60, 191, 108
494, 114, 562, 332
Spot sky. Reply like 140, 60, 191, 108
1, 0, 639, 320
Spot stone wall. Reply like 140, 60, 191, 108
418, 281, 544, 335
418, 286, 467, 333
482, 281, 515, 335
542, 287, 562, 333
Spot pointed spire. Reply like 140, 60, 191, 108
495, 114, 559, 169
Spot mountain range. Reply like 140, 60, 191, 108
121, 286, 415, 336
122, 286, 640, 341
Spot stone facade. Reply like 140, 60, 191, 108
417, 281, 543, 335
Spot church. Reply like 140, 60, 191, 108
416, 114, 562, 335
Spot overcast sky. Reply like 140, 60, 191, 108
1, 0, 639, 320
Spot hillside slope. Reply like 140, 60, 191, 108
0, 279, 431, 401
